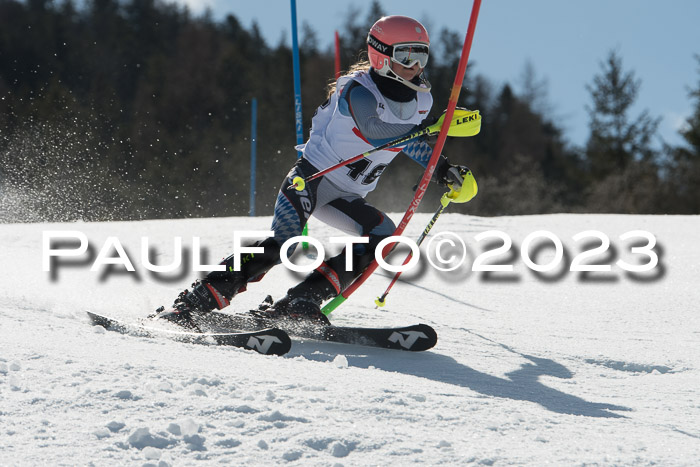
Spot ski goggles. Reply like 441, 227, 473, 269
391, 43, 430, 68
369, 34, 430, 68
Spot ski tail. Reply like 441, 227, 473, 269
86, 311, 291, 356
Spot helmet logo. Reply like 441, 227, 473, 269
368, 35, 388, 53
415, 27, 422, 33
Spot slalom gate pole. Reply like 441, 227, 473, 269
374, 193, 452, 307
322, 0, 482, 315
334, 31, 341, 79
290, 0, 303, 156
249, 98, 257, 216
289, 0, 309, 248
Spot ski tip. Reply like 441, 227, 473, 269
416, 323, 438, 350
86, 311, 111, 329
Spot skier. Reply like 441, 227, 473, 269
161, 15, 473, 325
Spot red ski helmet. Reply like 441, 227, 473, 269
367, 15, 431, 92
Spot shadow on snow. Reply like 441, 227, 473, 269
291, 340, 631, 419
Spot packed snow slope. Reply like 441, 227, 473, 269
1, 213, 699, 466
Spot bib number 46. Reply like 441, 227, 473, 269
346, 159, 387, 185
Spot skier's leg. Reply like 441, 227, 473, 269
264, 196, 395, 322
168, 159, 322, 315
314, 197, 396, 291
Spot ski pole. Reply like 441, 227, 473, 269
374, 190, 454, 308
288, 109, 480, 192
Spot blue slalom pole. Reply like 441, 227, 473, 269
249, 98, 257, 217
290, 0, 303, 155
290, 0, 309, 247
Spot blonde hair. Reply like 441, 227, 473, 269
326, 60, 371, 99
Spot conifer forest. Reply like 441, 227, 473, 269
1, 0, 699, 222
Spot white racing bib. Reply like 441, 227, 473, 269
297, 71, 432, 196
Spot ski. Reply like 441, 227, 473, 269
86, 311, 291, 356
193, 311, 438, 352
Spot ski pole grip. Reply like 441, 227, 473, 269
440, 192, 453, 207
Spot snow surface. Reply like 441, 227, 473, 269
1, 213, 699, 465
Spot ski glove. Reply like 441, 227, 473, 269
433, 156, 469, 191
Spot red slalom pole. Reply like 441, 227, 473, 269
322, 0, 482, 315
334, 30, 341, 79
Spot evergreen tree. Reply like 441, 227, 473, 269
665, 55, 700, 213
585, 50, 659, 178
1, 1, 651, 220
339, 1, 385, 64
584, 50, 661, 213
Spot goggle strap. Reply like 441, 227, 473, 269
368, 34, 394, 57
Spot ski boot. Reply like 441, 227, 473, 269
251, 270, 337, 326
154, 238, 281, 328
154, 279, 233, 329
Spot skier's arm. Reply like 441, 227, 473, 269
401, 138, 434, 168
402, 140, 470, 190
340, 82, 419, 146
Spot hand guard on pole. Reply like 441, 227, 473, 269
433, 157, 478, 204
433, 156, 464, 188
445, 167, 478, 204
433, 156, 477, 202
